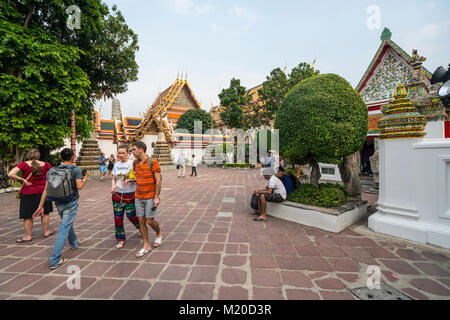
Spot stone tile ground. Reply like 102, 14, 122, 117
0, 168, 449, 300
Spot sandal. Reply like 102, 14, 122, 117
50, 258, 68, 270
153, 234, 162, 248
136, 248, 151, 258
43, 230, 55, 237
16, 238, 32, 243
253, 217, 267, 222
115, 241, 125, 249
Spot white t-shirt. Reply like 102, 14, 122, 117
267, 175, 287, 200
112, 160, 136, 193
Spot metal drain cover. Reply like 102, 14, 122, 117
350, 283, 414, 300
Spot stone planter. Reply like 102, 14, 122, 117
266, 199, 368, 233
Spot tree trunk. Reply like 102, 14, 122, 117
309, 160, 321, 187
338, 151, 362, 198
15, 146, 26, 165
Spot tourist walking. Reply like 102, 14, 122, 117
177, 152, 186, 178
252, 167, 286, 222
131, 141, 162, 258
107, 154, 116, 178
34, 148, 87, 270
98, 153, 107, 180
111, 145, 141, 249
190, 154, 197, 177
8, 148, 55, 243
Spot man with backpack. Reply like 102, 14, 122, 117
252, 167, 286, 222
34, 148, 87, 270
131, 141, 162, 258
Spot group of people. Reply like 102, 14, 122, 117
252, 166, 297, 222
8, 141, 162, 270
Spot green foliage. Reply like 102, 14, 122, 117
0, 0, 139, 166
218, 78, 251, 129
287, 183, 348, 207
257, 62, 319, 126
274, 74, 368, 165
176, 109, 217, 134
0, 18, 91, 160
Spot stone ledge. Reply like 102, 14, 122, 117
267, 199, 368, 233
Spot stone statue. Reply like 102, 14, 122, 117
370, 139, 380, 190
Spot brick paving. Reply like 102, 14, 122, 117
0, 167, 449, 300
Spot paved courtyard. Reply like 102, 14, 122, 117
0, 168, 449, 300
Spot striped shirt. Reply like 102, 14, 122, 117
134, 156, 161, 199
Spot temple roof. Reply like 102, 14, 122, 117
356, 28, 435, 100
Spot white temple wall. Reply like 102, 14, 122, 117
424, 121, 444, 139
369, 138, 450, 249
141, 134, 158, 156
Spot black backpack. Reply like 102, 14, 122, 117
250, 194, 259, 212
286, 172, 299, 190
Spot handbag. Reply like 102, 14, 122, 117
16, 172, 32, 200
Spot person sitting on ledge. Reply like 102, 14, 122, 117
252, 167, 286, 222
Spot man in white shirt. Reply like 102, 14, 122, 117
264, 151, 276, 168
190, 154, 197, 177
253, 167, 286, 221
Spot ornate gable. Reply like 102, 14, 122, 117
360, 49, 413, 103
173, 86, 198, 109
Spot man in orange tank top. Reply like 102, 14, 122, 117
131, 141, 162, 258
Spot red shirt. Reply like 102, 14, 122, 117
17, 161, 52, 195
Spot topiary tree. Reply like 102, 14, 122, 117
175, 109, 217, 134
274, 74, 368, 197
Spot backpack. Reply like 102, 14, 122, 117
46, 166, 77, 203
286, 172, 299, 190
250, 194, 259, 211
133, 157, 162, 181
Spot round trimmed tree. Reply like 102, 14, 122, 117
175, 109, 217, 134
274, 73, 368, 196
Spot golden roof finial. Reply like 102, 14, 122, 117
283, 62, 287, 75
185, 72, 188, 81
177, 71, 179, 80
312, 56, 317, 73
180, 72, 183, 81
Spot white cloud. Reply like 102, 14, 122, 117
196, 2, 214, 15
229, 6, 259, 22
210, 23, 223, 32
169, 0, 214, 15
169, 0, 194, 15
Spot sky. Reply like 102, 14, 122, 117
96, 0, 450, 118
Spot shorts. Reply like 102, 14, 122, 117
99, 165, 107, 173
264, 193, 284, 203
135, 198, 157, 219
20, 193, 53, 219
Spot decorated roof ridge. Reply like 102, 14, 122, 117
356, 28, 433, 92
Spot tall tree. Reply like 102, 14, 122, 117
0, 0, 139, 164
218, 78, 251, 130
176, 109, 217, 134
275, 73, 368, 196
257, 62, 319, 126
